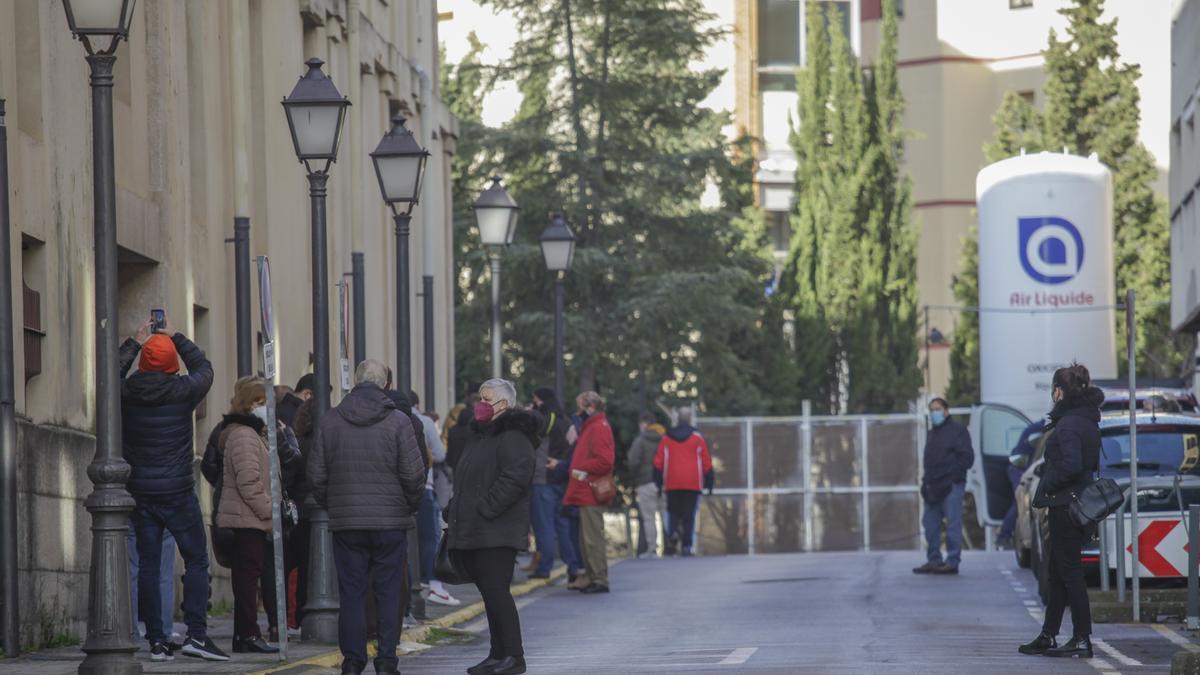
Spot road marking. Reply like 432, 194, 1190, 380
1023, 600, 1038, 606
719, 647, 757, 665
1090, 656, 1120, 673
1094, 639, 1142, 666
1151, 623, 1200, 652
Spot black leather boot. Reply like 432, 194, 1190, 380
467, 656, 502, 674
1045, 635, 1092, 658
491, 656, 527, 674
1017, 632, 1057, 655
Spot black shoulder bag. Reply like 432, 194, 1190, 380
1067, 478, 1124, 528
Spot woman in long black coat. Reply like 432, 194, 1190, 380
445, 379, 537, 675
1019, 363, 1104, 659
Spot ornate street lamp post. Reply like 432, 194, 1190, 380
61, 0, 142, 671
472, 177, 519, 379
540, 214, 576, 403
282, 57, 349, 643
369, 116, 428, 396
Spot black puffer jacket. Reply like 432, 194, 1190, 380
445, 410, 538, 551
921, 417, 974, 504
309, 383, 425, 531
120, 334, 214, 497
1034, 387, 1104, 508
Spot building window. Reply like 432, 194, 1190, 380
21, 236, 45, 385
1018, 90, 1035, 105
1010, 0, 1033, 9
758, 0, 801, 68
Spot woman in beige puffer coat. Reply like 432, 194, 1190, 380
215, 377, 279, 655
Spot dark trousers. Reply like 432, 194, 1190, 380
417, 489, 439, 582
1042, 506, 1092, 637
530, 484, 559, 575
130, 491, 210, 642
332, 529, 407, 673
666, 490, 701, 553
457, 547, 523, 659
286, 520, 311, 628
232, 529, 267, 639
553, 488, 582, 573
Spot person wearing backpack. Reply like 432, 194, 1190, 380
1020, 363, 1103, 660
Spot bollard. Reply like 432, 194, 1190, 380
1189, 504, 1199, 630
1099, 515, 1110, 592
1116, 495, 1126, 603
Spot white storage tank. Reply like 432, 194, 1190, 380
976, 152, 1117, 420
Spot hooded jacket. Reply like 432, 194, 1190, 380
921, 416, 974, 504
653, 424, 713, 493
1033, 386, 1104, 508
119, 333, 214, 497
308, 383, 426, 531
563, 412, 616, 507
216, 414, 273, 532
202, 414, 302, 523
445, 409, 538, 550
626, 425, 665, 486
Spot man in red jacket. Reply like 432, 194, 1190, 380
654, 408, 713, 556
562, 391, 615, 593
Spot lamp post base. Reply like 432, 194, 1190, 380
301, 504, 340, 643
78, 483, 141, 675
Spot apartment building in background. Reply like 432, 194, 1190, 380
0, 0, 457, 644
716, 0, 1171, 396
1170, 0, 1200, 342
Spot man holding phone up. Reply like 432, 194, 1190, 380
120, 312, 227, 662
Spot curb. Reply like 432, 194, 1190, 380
248, 565, 571, 674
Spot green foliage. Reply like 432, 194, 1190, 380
950, 0, 1191, 395
784, 0, 920, 413
443, 1, 800, 435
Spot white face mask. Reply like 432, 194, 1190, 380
251, 405, 269, 424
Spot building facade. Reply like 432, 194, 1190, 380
0, 0, 457, 645
719, 0, 1171, 396
1170, 0, 1200, 341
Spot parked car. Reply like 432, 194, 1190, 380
1013, 412, 1200, 603
1094, 379, 1198, 413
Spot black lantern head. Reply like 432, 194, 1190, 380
540, 213, 576, 273
370, 115, 430, 216
62, 0, 137, 55
473, 176, 520, 247
282, 58, 351, 174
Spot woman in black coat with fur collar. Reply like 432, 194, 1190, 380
445, 379, 537, 675
1020, 363, 1104, 660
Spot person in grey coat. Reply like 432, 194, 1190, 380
308, 360, 425, 675
626, 412, 665, 557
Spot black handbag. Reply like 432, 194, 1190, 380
1067, 478, 1124, 528
434, 529, 472, 585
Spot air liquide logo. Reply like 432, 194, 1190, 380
1018, 216, 1084, 284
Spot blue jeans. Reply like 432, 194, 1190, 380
999, 465, 1025, 540
530, 484, 559, 575
127, 525, 176, 638
130, 491, 210, 642
552, 486, 582, 573
332, 529, 407, 673
923, 482, 965, 568
417, 488, 439, 583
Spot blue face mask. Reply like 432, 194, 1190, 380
930, 410, 946, 427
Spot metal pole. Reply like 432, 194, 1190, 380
1099, 515, 1110, 592
0, 100, 19, 657
351, 252, 366, 367
1188, 503, 1199, 630
302, 172, 338, 643
923, 305, 930, 399
423, 274, 435, 409
79, 53, 140, 675
489, 251, 502, 379
1116, 494, 1126, 603
802, 400, 814, 553
394, 213, 412, 397
554, 272, 565, 403
233, 218, 252, 376
262, 358, 286, 660
1127, 288, 1140, 621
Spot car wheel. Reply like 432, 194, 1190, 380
1015, 540, 1031, 569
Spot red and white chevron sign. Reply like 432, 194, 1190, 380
1108, 516, 1190, 578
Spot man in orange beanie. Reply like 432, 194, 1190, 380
119, 318, 226, 662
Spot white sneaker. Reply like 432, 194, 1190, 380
426, 588, 461, 606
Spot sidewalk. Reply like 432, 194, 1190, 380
0, 552, 565, 674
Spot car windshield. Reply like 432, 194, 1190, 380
1099, 428, 1200, 478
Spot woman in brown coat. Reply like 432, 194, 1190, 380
215, 377, 279, 654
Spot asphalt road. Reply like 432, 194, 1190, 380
400, 550, 1192, 674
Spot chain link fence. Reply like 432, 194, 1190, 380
695, 407, 927, 555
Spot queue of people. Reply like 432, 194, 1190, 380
119, 312, 719, 674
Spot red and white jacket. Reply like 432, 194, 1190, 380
653, 425, 713, 493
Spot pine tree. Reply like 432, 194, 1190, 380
445, 0, 797, 427
948, 0, 1191, 398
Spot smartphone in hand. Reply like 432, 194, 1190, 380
150, 308, 166, 333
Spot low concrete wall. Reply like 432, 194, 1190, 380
14, 419, 232, 649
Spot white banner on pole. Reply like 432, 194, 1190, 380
337, 278, 351, 392
256, 256, 287, 659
